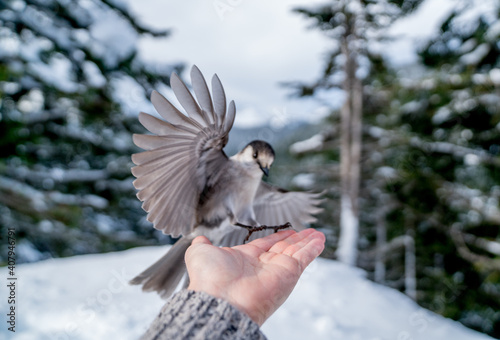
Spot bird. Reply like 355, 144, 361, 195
129, 65, 324, 298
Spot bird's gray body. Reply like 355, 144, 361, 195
198, 156, 259, 229
130, 66, 323, 298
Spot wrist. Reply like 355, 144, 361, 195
187, 285, 265, 326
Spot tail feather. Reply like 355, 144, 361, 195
130, 236, 194, 299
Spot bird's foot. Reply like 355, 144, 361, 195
235, 222, 293, 243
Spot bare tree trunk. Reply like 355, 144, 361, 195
336, 26, 363, 266
375, 209, 387, 283
404, 232, 417, 300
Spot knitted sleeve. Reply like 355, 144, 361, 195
140, 290, 267, 340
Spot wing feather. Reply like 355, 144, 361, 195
132, 66, 233, 236
253, 182, 324, 230
211, 74, 226, 126
146, 167, 193, 219
138, 154, 195, 209
223, 100, 236, 134
150, 90, 202, 130
133, 154, 192, 190
152, 176, 197, 237
138, 112, 197, 137
130, 147, 191, 178
170, 72, 210, 126
191, 65, 215, 124
132, 135, 192, 151
131, 142, 193, 164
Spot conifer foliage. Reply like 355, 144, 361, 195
292, 0, 499, 336
0, 0, 180, 262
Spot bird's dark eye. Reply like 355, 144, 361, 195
253, 152, 258, 159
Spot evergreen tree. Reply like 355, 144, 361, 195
0, 0, 180, 263
291, 0, 423, 266
292, 0, 499, 336
375, 1, 500, 334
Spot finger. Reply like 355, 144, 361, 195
185, 236, 213, 261
282, 229, 325, 256
191, 235, 212, 246
277, 230, 322, 258
268, 228, 317, 254
246, 229, 297, 252
289, 231, 325, 271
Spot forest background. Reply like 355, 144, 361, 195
0, 0, 499, 337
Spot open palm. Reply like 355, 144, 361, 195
185, 228, 325, 326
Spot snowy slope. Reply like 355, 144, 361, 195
0, 246, 493, 340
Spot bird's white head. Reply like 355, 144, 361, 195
233, 140, 275, 177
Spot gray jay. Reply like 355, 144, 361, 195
130, 65, 323, 298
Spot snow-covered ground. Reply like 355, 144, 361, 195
0, 246, 493, 340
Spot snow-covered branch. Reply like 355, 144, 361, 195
21, 109, 68, 124
437, 181, 500, 225
0, 176, 109, 211
7, 166, 109, 184
366, 125, 500, 167
462, 233, 500, 256
409, 139, 500, 167
450, 226, 500, 271
289, 133, 325, 155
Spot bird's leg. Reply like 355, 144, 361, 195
235, 222, 293, 243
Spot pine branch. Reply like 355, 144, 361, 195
6, 166, 109, 184
450, 226, 500, 271
438, 181, 500, 225
365, 124, 500, 167
462, 233, 500, 256
100, 0, 170, 37
0, 176, 109, 213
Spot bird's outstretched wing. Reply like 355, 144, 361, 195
131, 65, 235, 237
253, 181, 324, 229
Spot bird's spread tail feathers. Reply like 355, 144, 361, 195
129, 236, 194, 299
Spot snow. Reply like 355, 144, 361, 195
17, 88, 44, 114
0, 246, 492, 340
289, 133, 324, 154
111, 75, 153, 116
486, 20, 500, 41
432, 107, 452, 125
291, 173, 316, 189
459, 38, 478, 54
451, 0, 498, 29
439, 182, 500, 225
490, 68, 500, 86
459, 43, 490, 65
29, 53, 80, 93
89, 8, 138, 68
384, 0, 456, 65
401, 100, 423, 114
375, 166, 398, 180
16, 241, 45, 263
48, 192, 109, 210
83, 61, 106, 88
482, 238, 500, 256
336, 194, 359, 266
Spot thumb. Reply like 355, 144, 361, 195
186, 236, 213, 261
191, 235, 212, 246
185, 236, 214, 273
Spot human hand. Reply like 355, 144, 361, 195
185, 228, 325, 326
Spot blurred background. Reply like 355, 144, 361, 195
0, 0, 499, 337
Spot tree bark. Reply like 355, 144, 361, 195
336, 22, 363, 266
375, 208, 387, 283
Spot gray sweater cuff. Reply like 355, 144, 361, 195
140, 289, 267, 340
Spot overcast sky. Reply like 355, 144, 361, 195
125, 0, 456, 128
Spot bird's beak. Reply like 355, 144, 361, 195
260, 164, 270, 177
